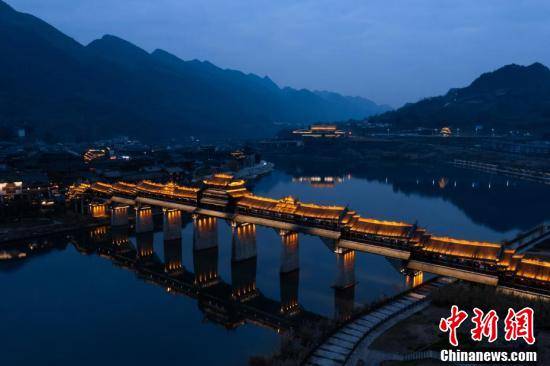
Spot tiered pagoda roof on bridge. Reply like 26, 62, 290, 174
201, 173, 249, 208
203, 174, 247, 194
295, 201, 346, 220
66, 183, 90, 200
137, 180, 200, 200
346, 217, 416, 238
513, 255, 550, 283
90, 181, 113, 196
203, 173, 248, 197
422, 236, 503, 262
112, 181, 137, 196
237, 194, 347, 221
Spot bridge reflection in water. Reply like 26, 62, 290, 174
81, 220, 421, 331
84, 220, 353, 332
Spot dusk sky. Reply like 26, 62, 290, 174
9, 0, 550, 107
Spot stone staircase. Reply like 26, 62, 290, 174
304, 277, 455, 366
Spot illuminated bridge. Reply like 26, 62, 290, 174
68, 174, 550, 297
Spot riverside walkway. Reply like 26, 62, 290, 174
304, 277, 455, 366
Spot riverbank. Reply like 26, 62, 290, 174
260, 136, 550, 174
369, 282, 550, 364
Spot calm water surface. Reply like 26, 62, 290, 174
2, 163, 549, 365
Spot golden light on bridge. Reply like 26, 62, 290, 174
163, 208, 181, 222
89, 203, 108, 218
406, 271, 424, 288
137, 206, 152, 217
281, 232, 298, 249
195, 216, 216, 230
236, 223, 256, 236
515, 257, 550, 282
424, 236, 502, 261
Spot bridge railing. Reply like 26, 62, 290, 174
341, 231, 415, 249
410, 251, 501, 275
235, 207, 341, 231
498, 275, 550, 295
136, 191, 198, 205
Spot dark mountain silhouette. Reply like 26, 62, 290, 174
0, 1, 389, 142
369, 63, 550, 135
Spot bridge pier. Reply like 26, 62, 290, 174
136, 231, 154, 258
280, 230, 299, 274
232, 223, 257, 262
334, 285, 355, 321
404, 269, 424, 288
135, 206, 154, 233
89, 202, 108, 218
163, 208, 182, 241
334, 250, 356, 289
110, 205, 129, 227
280, 270, 300, 316
164, 238, 183, 273
193, 216, 218, 251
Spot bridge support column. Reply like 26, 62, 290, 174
404, 269, 424, 288
193, 215, 218, 251
136, 231, 154, 258
232, 223, 257, 262
135, 206, 154, 233
280, 270, 300, 316
334, 250, 356, 289
89, 202, 108, 218
164, 238, 183, 273
163, 208, 182, 241
110, 205, 129, 227
334, 285, 355, 321
280, 230, 299, 274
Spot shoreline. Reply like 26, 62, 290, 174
0, 215, 108, 246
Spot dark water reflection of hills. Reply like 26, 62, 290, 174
269, 158, 550, 233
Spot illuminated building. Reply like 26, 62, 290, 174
292, 124, 349, 139
0, 181, 23, 199
83, 148, 107, 162
440, 127, 452, 137
201, 173, 248, 209
292, 174, 351, 188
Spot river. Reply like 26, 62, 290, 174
2, 162, 549, 365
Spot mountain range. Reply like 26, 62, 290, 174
0, 0, 390, 142
369, 62, 550, 135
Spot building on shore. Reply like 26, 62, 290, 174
292, 124, 349, 139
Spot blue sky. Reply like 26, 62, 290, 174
9, 0, 550, 107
